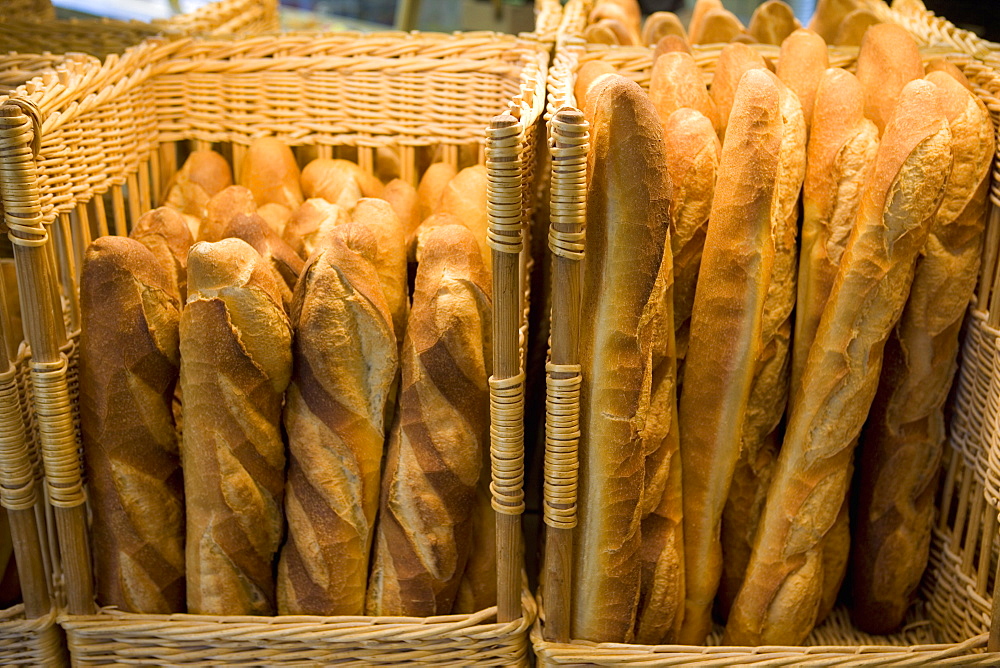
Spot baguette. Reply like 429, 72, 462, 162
650, 52, 721, 136
365, 224, 492, 616
240, 137, 304, 211
833, 9, 881, 46
79, 236, 184, 614
677, 69, 782, 645
926, 58, 975, 92
257, 203, 292, 237
717, 70, 806, 619
851, 70, 993, 634
653, 34, 693, 58
417, 162, 457, 221
575, 61, 617, 111
775, 29, 829, 130
277, 222, 398, 615
711, 43, 769, 139
724, 78, 953, 646
452, 477, 497, 613
807, 0, 861, 43
748, 0, 801, 45
589, 4, 640, 44
436, 165, 491, 273
200, 185, 257, 243
692, 9, 746, 45
283, 198, 350, 259
688, 0, 724, 41
573, 74, 675, 643
660, 108, 720, 376
301, 158, 383, 205
382, 178, 420, 241
130, 206, 194, 301
163, 149, 232, 222
792, 68, 879, 398
222, 213, 305, 312
855, 24, 924, 134
642, 12, 687, 45
181, 238, 293, 615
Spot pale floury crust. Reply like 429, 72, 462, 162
436, 164, 492, 273
130, 206, 194, 302
725, 78, 953, 646
283, 198, 350, 259
692, 8, 746, 45
200, 185, 257, 242
574, 61, 616, 113
650, 52, 721, 135
710, 43, 769, 139
688, 0, 724, 42
833, 9, 881, 46
776, 29, 829, 129
677, 68, 781, 645
240, 137, 304, 211
222, 212, 305, 313
417, 162, 457, 221
642, 12, 687, 46
748, 0, 801, 45
163, 149, 232, 220
301, 158, 384, 205
855, 24, 924, 134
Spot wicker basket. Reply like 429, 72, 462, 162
532, 39, 1000, 666
5, 0, 54, 21
0, 29, 546, 665
861, 0, 998, 61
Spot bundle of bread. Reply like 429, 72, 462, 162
565, 23, 993, 645
77, 137, 498, 617
580, 0, 881, 48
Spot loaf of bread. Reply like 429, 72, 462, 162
130, 206, 194, 301
575, 61, 617, 111
181, 238, 293, 615
436, 165, 491, 272
452, 477, 497, 614
365, 224, 491, 616
200, 185, 257, 243
650, 52, 720, 136
792, 68, 879, 397
748, 0, 801, 45
718, 70, 806, 619
277, 221, 398, 615
222, 213, 305, 312
301, 158, 383, 205
855, 24, 924, 134
677, 69, 781, 644
163, 149, 232, 222
654, 34, 693, 57
692, 8, 746, 45
590, 0, 641, 39
381, 178, 420, 241
833, 9, 881, 46
283, 198, 350, 259
240, 137, 304, 211
807, 0, 861, 43
725, 78, 953, 646
852, 70, 993, 634
642, 12, 687, 45
417, 162, 457, 221
711, 44, 769, 138
926, 58, 975, 92
688, 0, 724, 41
79, 236, 184, 614
659, 108, 720, 377
573, 74, 675, 643
775, 29, 829, 129
257, 203, 292, 236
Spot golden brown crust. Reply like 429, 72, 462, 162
573, 74, 675, 643
80, 236, 184, 614
240, 137, 304, 211
692, 8, 746, 45
284, 198, 350, 259
642, 12, 687, 46
710, 43, 769, 139
201, 185, 257, 243
926, 58, 975, 92
301, 159, 384, 205
589, 4, 640, 43
688, 0, 724, 41
163, 150, 232, 220
776, 29, 829, 129
748, 0, 801, 45
650, 52, 720, 135
653, 34, 693, 58
575, 61, 617, 112
181, 238, 293, 616
257, 203, 292, 237
452, 478, 497, 614
855, 24, 924, 134
833, 8, 881, 46
724, 79, 952, 646
222, 212, 305, 312
807, 0, 862, 43
277, 222, 398, 615
365, 224, 492, 616
436, 165, 491, 274
130, 206, 194, 302
417, 162, 458, 221
382, 178, 420, 241
677, 69, 782, 645
851, 71, 993, 635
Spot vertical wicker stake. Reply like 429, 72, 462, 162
0, 99, 95, 614
542, 108, 587, 643
991, 534, 1000, 651
0, 284, 51, 619
487, 112, 527, 624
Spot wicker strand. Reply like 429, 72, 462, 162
486, 114, 524, 255
0, 364, 37, 512
543, 366, 580, 530
489, 372, 526, 516
30, 356, 84, 509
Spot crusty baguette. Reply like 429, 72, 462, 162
926, 58, 975, 92
855, 24, 924, 134
748, 0, 801, 45
711, 43, 769, 139
301, 158, 383, 205
642, 12, 687, 45
833, 8, 881, 46
375, 146, 402, 183
653, 34, 693, 58
573, 74, 676, 643
585, 20, 628, 45
382, 178, 420, 241
677, 68, 782, 645
181, 237, 293, 615
589, 4, 640, 44
284, 198, 350, 259
660, 107, 720, 376
80, 236, 184, 614
688, 0, 724, 41
417, 162, 457, 221
650, 52, 721, 136
851, 70, 993, 635
452, 477, 497, 614
200, 185, 256, 243
775, 29, 829, 130
807, 0, 861, 43
436, 165, 491, 273
724, 78, 953, 646
130, 206, 194, 301
575, 61, 617, 112
365, 224, 492, 616
239, 137, 304, 211
163, 149, 232, 222
257, 203, 292, 237
222, 212, 305, 312
692, 8, 746, 45
592, 0, 642, 34
717, 70, 806, 620
792, 68, 879, 398
277, 222, 398, 615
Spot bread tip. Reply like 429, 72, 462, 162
186, 237, 260, 295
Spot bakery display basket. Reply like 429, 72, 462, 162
533, 36, 1000, 666
5, 0, 54, 21
0, 29, 546, 666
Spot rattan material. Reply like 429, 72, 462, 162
0, 605, 66, 666
0, 30, 546, 664
533, 0, 564, 45
861, 0, 998, 60
534, 38, 1000, 665
4, 0, 54, 21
